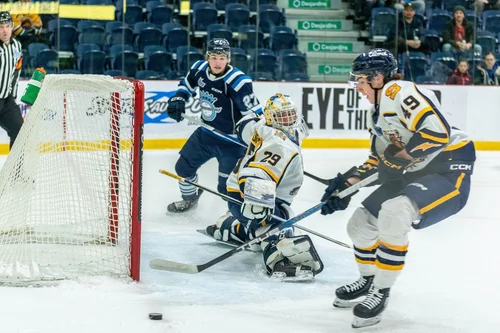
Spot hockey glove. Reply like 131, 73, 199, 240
167, 96, 186, 122
378, 144, 411, 183
241, 177, 276, 223
320, 173, 352, 215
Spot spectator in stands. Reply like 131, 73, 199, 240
447, 59, 472, 85
474, 52, 500, 85
442, 6, 482, 57
392, 0, 425, 11
474, 0, 500, 15
11, 12, 43, 49
388, 3, 428, 54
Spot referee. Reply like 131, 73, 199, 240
0, 11, 23, 150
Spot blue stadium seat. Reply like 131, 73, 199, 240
59, 0, 79, 3
193, 2, 218, 32
36, 49, 59, 71
465, 9, 481, 29
106, 21, 128, 33
231, 47, 249, 73
162, 23, 189, 53
430, 51, 456, 80
425, 29, 442, 53
467, 53, 483, 75
483, 10, 500, 34
249, 71, 275, 81
84, 0, 112, 4
135, 27, 162, 52
248, 0, 273, 12
404, 52, 428, 80
107, 27, 134, 48
144, 45, 172, 75
225, 3, 250, 31
112, 50, 139, 77
496, 53, 500, 66
146, 2, 173, 26
77, 20, 103, 32
60, 69, 82, 74
258, 4, 284, 34
115, 0, 138, 10
50, 25, 77, 51
207, 24, 233, 46
427, 9, 452, 34
415, 75, 444, 84
79, 50, 106, 74
167, 71, 185, 80
370, 7, 396, 42
176, 46, 204, 74
269, 26, 297, 52
476, 30, 497, 55
117, 5, 143, 25
76, 43, 100, 59
278, 49, 307, 81
79, 26, 106, 48
238, 25, 264, 49
27, 43, 50, 67
249, 48, 276, 78
135, 70, 162, 80
443, 0, 468, 11
48, 19, 72, 33
109, 44, 134, 59
283, 72, 309, 82
215, 0, 238, 10
134, 22, 155, 33
104, 69, 126, 76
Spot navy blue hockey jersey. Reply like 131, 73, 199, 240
173, 60, 261, 134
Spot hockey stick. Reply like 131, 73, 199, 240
181, 113, 331, 185
159, 169, 351, 249
150, 172, 378, 274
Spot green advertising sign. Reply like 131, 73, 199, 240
318, 65, 351, 75
298, 20, 342, 30
289, 0, 330, 9
307, 42, 353, 53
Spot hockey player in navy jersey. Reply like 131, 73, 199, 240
205, 93, 324, 281
320, 48, 476, 328
166, 38, 261, 213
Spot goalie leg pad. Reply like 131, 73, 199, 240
263, 234, 324, 277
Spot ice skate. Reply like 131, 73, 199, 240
333, 275, 374, 308
351, 285, 390, 329
167, 189, 203, 213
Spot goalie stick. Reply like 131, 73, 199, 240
159, 169, 352, 249
181, 113, 331, 185
150, 172, 378, 274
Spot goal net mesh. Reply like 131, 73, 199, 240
0, 75, 140, 284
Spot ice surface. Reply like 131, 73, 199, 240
0, 149, 498, 333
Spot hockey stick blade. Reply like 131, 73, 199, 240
150, 173, 378, 274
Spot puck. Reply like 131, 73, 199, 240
149, 313, 163, 320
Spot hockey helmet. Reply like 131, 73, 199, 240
349, 48, 397, 83
0, 11, 12, 26
264, 93, 299, 134
206, 38, 231, 58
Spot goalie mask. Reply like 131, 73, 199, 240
264, 93, 308, 140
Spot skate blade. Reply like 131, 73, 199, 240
269, 271, 314, 282
332, 298, 361, 308
351, 315, 382, 329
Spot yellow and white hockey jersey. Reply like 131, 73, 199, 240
364, 80, 473, 172
227, 117, 303, 205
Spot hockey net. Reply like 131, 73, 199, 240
0, 75, 144, 285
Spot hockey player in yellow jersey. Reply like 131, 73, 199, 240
205, 93, 324, 281
320, 48, 476, 328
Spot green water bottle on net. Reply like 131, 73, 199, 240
21, 67, 46, 106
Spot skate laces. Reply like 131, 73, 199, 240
344, 277, 368, 293
361, 286, 384, 310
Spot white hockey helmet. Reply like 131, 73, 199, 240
264, 93, 299, 134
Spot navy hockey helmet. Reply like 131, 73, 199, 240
349, 48, 397, 83
206, 38, 231, 57
0, 11, 12, 26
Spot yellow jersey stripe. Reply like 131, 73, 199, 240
379, 240, 409, 252
419, 131, 449, 144
409, 107, 433, 132
443, 140, 470, 152
355, 241, 379, 252
420, 173, 465, 214
375, 260, 404, 271
355, 258, 375, 265
248, 163, 279, 183
412, 85, 450, 137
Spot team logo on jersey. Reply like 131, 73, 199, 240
410, 142, 442, 153
383, 129, 405, 148
199, 90, 222, 121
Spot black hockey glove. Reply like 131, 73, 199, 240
167, 96, 186, 122
378, 144, 412, 183
320, 173, 352, 215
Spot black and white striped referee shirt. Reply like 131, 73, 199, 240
0, 38, 22, 99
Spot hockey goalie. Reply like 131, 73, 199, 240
205, 93, 324, 281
